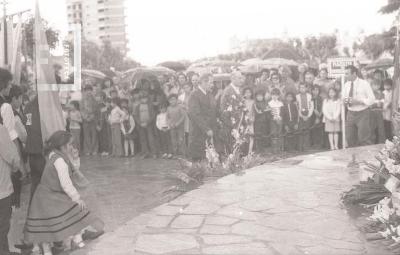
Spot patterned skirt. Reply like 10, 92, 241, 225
24, 183, 101, 243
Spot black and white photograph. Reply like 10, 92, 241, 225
2, 0, 400, 254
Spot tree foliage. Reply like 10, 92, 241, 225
304, 35, 339, 63
353, 28, 396, 60
69, 39, 140, 71
23, 16, 60, 59
380, 0, 400, 14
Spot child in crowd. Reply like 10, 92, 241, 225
167, 94, 186, 157
268, 88, 284, 153
179, 83, 192, 149
130, 89, 142, 153
281, 92, 299, 152
253, 90, 271, 152
310, 85, 324, 149
383, 79, 393, 140
370, 80, 386, 144
134, 91, 158, 159
296, 83, 314, 151
156, 103, 172, 159
98, 97, 112, 156
121, 99, 135, 157
108, 98, 125, 157
110, 89, 119, 103
323, 88, 341, 150
243, 87, 255, 154
68, 101, 82, 153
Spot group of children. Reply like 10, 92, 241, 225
63, 84, 188, 159
242, 83, 344, 154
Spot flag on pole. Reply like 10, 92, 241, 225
11, 16, 23, 84
35, 0, 65, 142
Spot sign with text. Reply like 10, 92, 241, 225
327, 57, 356, 78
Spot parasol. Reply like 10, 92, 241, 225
262, 47, 302, 61
81, 69, 107, 79
121, 66, 175, 84
365, 58, 394, 70
261, 58, 298, 68
158, 61, 187, 72
213, 73, 231, 82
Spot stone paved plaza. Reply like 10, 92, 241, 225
71, 145, 386, 255
9, 157, 180, 252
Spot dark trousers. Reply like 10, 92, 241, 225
370, 110, 386, 144
138, 125, 157, 156
83, 120, 98, 154
28, 154, 46, 202
270, 120, 283, 153
384, 120, 393, 141
346, 109, 372, 147
0, 195, 12, 254
170, 124, 185, 155
298, 118, 311, 151
310, 121, 324, 149
284, 122, 299, 152
159, 130, 172, 154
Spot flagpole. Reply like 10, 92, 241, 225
2, 0, 7, 67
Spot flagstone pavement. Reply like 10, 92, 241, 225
69, 145, 390, 255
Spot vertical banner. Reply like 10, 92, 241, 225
35, 0, 66, 142
11, 17, 22, 84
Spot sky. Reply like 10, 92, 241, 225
6, 0, 398, 66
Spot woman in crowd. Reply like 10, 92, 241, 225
314, 68, 334, 98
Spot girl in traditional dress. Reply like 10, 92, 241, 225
25, 131, 103, 255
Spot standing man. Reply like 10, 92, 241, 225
25, 94, 46, 200
343, 65, 375, 147
220, 71, 247, 154
0, 68, 17, 143
0, 124, 20, 255
188, 73, 220, 162
81, 85, 99, 155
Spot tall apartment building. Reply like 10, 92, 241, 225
66, 0, 128, 54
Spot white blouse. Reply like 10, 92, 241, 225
50, 152, 80, 203
322, 99, 341, 122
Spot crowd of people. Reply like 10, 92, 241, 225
0, 60, 396, 254
58, 63, 395, 161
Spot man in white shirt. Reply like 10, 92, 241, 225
0, 124, 20, 255
343, 65, 375, 147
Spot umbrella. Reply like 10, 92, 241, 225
365, 58, 394, 70
158, 61, 186, 72
239, 58, 298, 73
81, 69, 107, 79
213, 73, 231, 82
262, 47, 302, 61
121, 66, 175, 84
261, 58, 298, 68
241, 58, 264, 66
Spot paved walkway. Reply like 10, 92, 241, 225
72, 146, 383, 255
9, 157, 180, 252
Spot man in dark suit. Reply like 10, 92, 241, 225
188, 73, 220, 162
24, 94, 45, 201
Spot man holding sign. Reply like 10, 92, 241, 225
343, 65, 375, 147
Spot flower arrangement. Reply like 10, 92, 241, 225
341, 137, 400, 252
